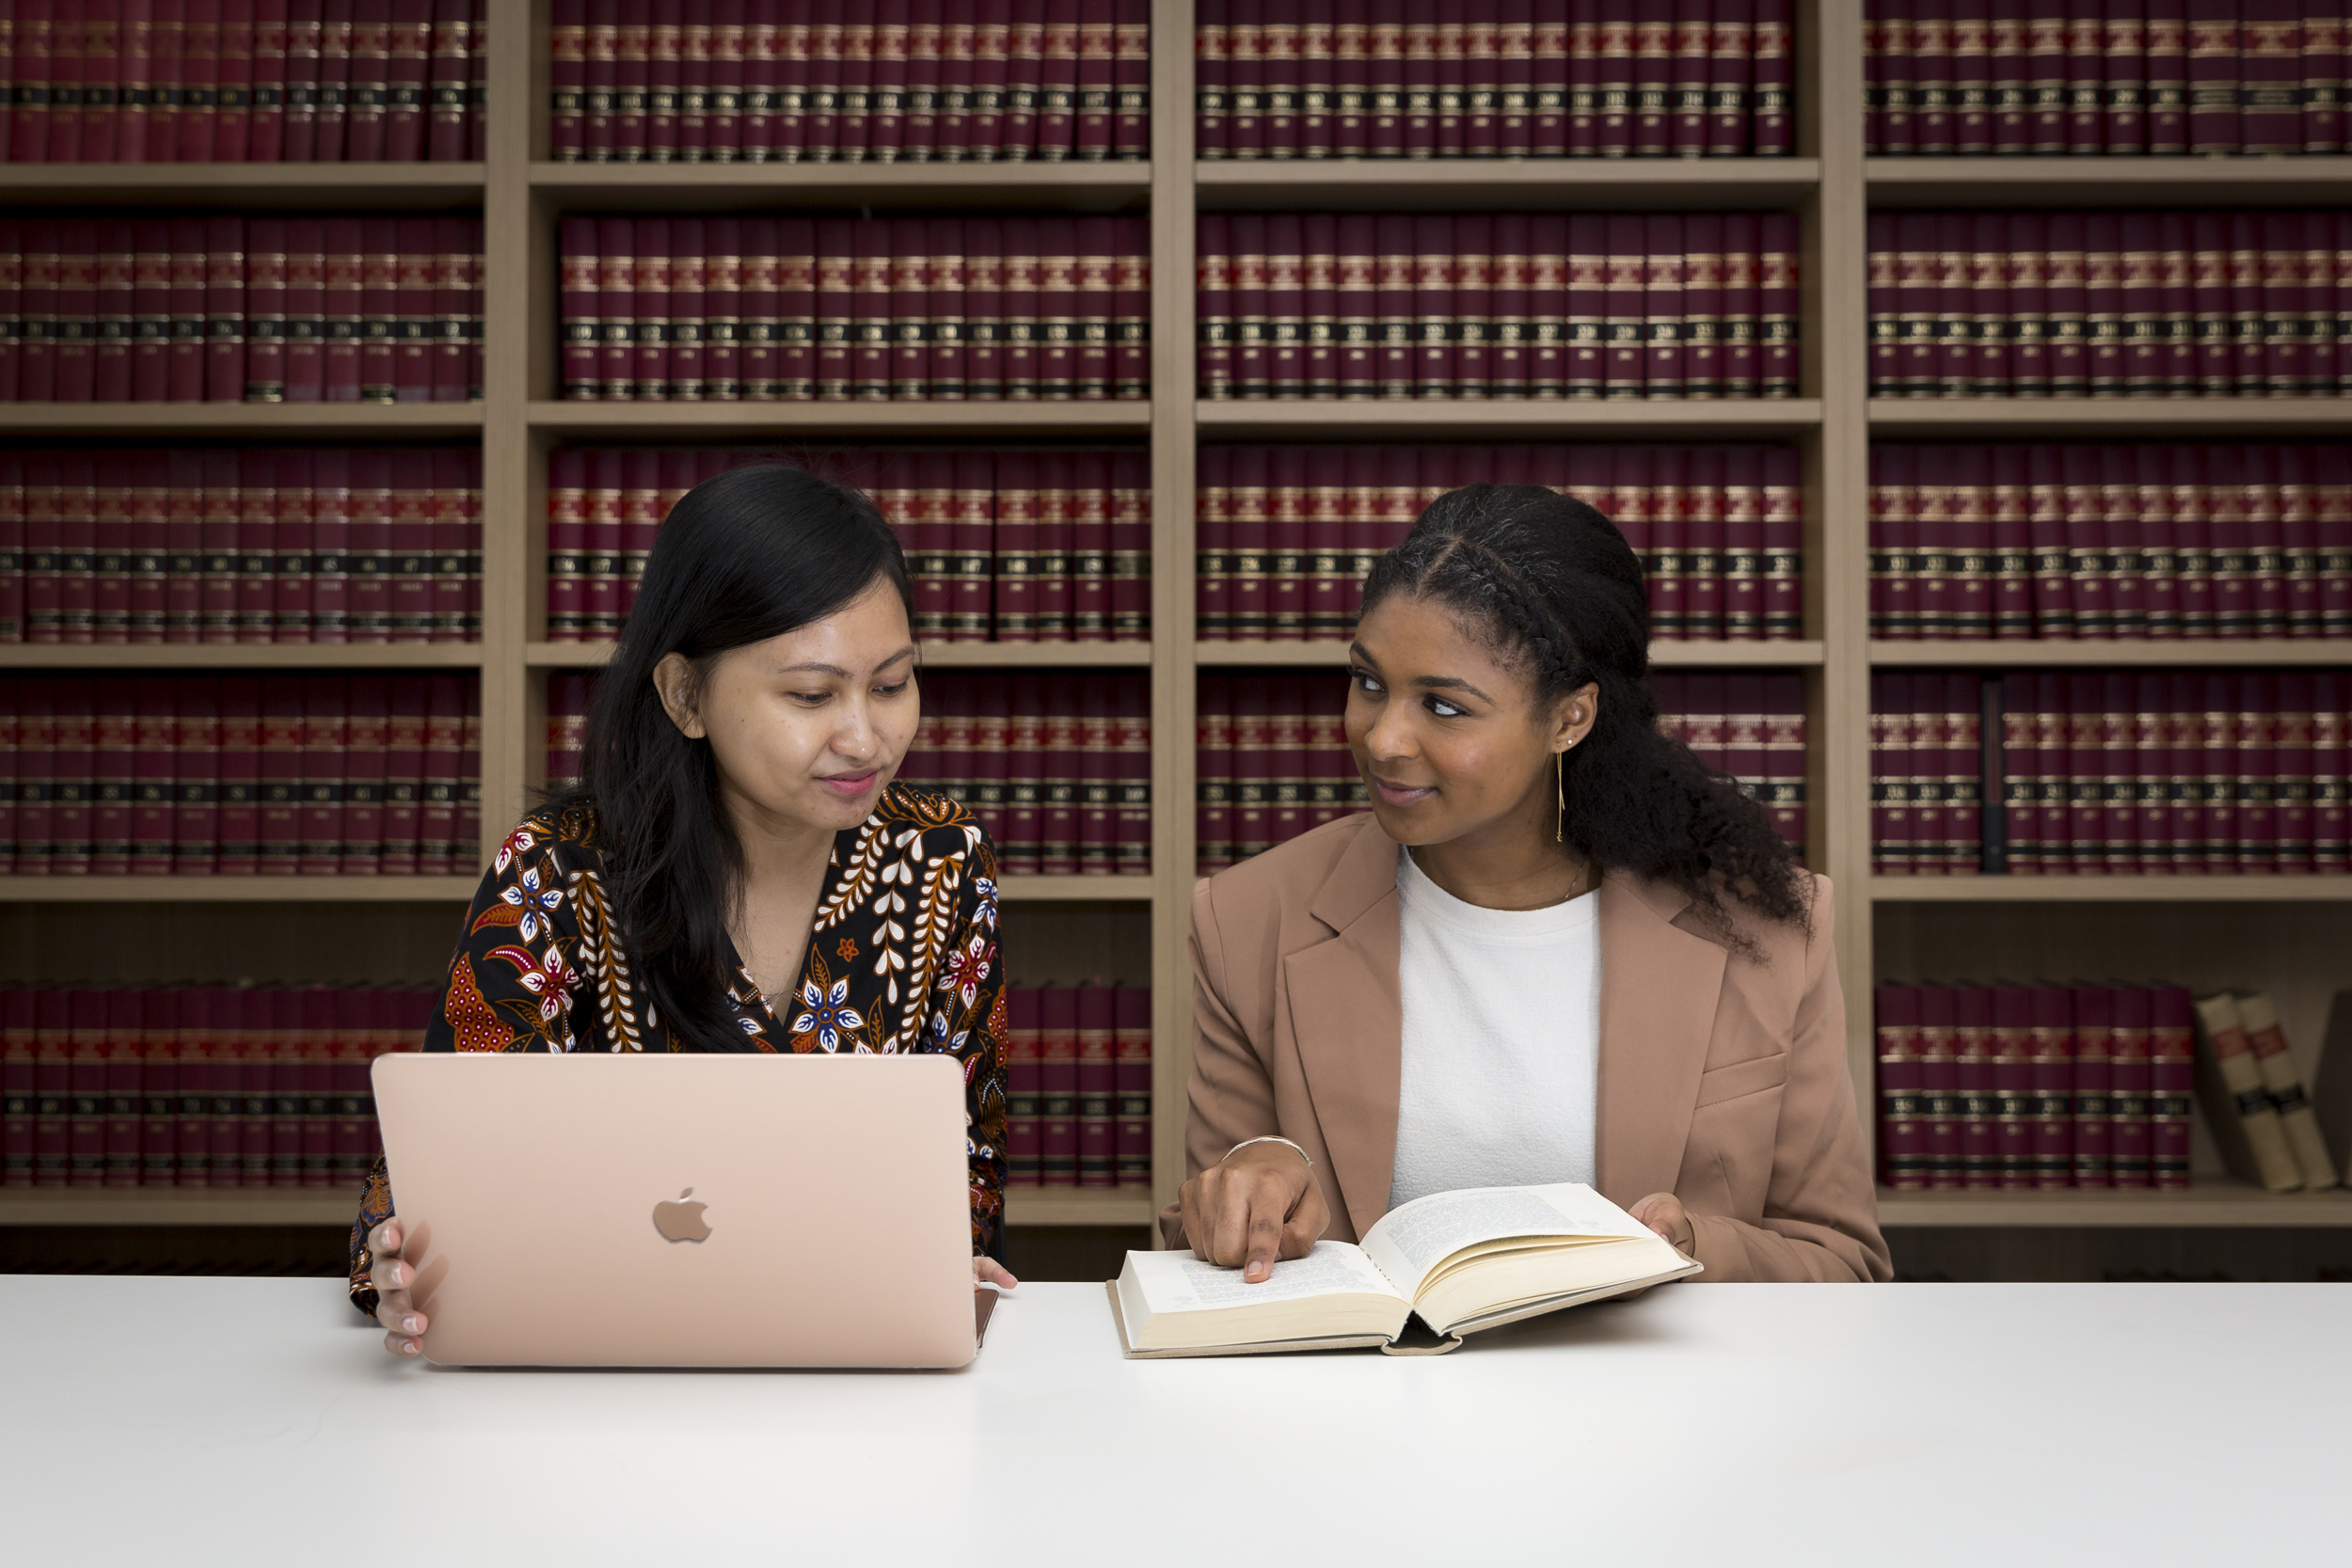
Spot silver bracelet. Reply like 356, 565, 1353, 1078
1226, 1135, 1313, 1171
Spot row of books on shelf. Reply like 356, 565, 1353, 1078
1198, 443, 1803, 641
0, 215, 485, 405
1867, 211, 2352, 400
549, 670, 1153, 877
558, 214, 1149, 404
1192, 671, 1807, 869
1876, 980, 2201, 1189
546, 446, 1151, 644
0, 0, 489, 165
1193, 0, 1795, 161
1867, 668, 2352, 875
1001, 983, 1151, 1188
0, 984, 436, 1190
0, 448, 481, 646
1868, 442, 2352, 641
0, 673, 482, 877
1877, 982, 2350, 1196
549, 0, 1153, 166
1862, 0, 2352, 157
1196, 212, 1802, 402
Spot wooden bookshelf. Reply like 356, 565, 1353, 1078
1195, 159, 1824, 210
1869, 877, 2352, 904
523, 641, 1155, 669
0, 644, 487, 670
1877, 1185, 2352, 1228
1868, 641, 2352, 668
0, 163, 488, 208
1866, 155, 2352, 206
5, 0, 2346, 1255
1195, 641, 1830, 668
1867, 398, 2352, 436
0, 404, 485, 435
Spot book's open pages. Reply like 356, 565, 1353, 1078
1112, 1183, 1701, 1357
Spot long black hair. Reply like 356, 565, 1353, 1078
552, 463, 915, 1052
1359, 482, 1809, 942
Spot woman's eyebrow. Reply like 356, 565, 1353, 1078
1411, 674, 1493, 703
770, 646, 916, 678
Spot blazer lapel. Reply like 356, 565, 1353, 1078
1595, 872, 1728, 1206
1281, 819, 1406, 1243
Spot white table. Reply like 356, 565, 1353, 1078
1, 1276, 2339, 1565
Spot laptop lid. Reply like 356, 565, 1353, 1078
372, 1053, 977, 1369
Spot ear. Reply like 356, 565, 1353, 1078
652, 652, 707, 740
1549, 681, 1599, 754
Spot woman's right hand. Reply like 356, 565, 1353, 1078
1177, 1142, 1330, 1284
368, 1219, 429, 1357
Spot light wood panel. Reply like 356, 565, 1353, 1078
0, 164, 487, 207
0, 645, 485, 669
1194, 641, 1829, 667
1193, 399, 1825, 437
523, 641, 1154, 669
1867, 155, 2352, 206
1195, 160, 1824, 211
1869, 641, 2352, 667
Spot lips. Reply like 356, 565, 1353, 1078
1370, 776, 1436, 806
818, 770, 881, 797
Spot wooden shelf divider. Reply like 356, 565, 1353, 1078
0, 877, 481, 903
1195, 158, 1822, 210
1869, 875, 2352, 903
1869, 641, 2352, 668
0, 404, 485, 435
1868, 398, 2352, 436
1195, 399, 1825, 438
0, 163, 487, 208
1877, 1185, 2352, 1228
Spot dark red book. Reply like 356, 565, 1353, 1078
1875, 985, 1927, 1189
1591, 0, 1632, 155
1758, 213, 1797, 398
343, 0, 391, 157
213, 0, 256, 159
246, 0, 291, 161
2185, 0, 2238, 151
268, 219, 318, 400
376, 0, 428, 157
267, 449, 310, 642
53, 221, 98, 403
199, 675, 248, 871
167, 676, 216, 869
1601, 214, 1643, 397
1748, 0, 1789, 152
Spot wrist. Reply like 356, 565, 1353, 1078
1224, 1135, 1313, 1174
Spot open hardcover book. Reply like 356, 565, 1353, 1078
1109, 1182, 1701, 1358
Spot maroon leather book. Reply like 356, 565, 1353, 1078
1362, 0, 1402, 156
347, 448, 392, 641
354, 215, 396, 401
1643, 214, 1682, 399
2246, 444, 2289, 635
1917, 3, 1961, 152
177, 0, 224, 161
2186, 0, 2238, 151
88, 678, 135, 872
1450, 214, 1488, 397
464, 0, 483, 158
283, 0, 324, 159
381, 675, 423, 869
253, 676, 298, 870
415, 672, 463, 871
267, 448, 310, 642
52, 221, 98, 404
341, 673, 385, 868
16, 220, 60, 401
2083, 212, 2122, 396
1601, 214, 1642, 397
312, 0, 355, 160
1593, 0, 1632, 154
421, 0, 464, 158
230, 449, 272, 643
237, 218, 284, 401
344, 0, 391, 158
1487, 212, 1528, 397
2059, 0, 2100, 153
1374, 214, 1413, 395
215, 0, 258, 159
2141, 0, 2186, 150
2043, 212, 2087, 397
744, 215, 787, 398
1035, 216, 1079, 398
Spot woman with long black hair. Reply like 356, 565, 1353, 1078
1168, 483, 1889, 1285
353, 465, 1016, 1354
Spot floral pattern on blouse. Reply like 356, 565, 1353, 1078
348, 782, 1008, 1318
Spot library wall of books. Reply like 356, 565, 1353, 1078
2, 0, 2351, 1281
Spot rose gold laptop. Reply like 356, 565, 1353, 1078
371, 1053, 980, 1369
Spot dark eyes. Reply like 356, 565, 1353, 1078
1350, 668, 1467, 719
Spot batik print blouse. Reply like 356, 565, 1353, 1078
347, 781, 1008, 1318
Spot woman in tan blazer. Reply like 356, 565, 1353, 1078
1167, 483, 1890, 1286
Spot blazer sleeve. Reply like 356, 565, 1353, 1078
1154, 876, 1285, 1250
1685, 878, 1893, 1284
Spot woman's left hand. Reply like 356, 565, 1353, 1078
974, 1256, 1020, 1290
1629, 1192, 1695, 1255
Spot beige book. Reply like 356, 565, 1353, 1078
1109, 1182, 1701, 1359
2191, 993, 2304, 1194
2233, 991, 2340, 1192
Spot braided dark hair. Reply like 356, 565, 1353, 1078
1359, 482, 1810, 942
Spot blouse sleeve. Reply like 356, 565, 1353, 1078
348, 820, 592, 1317
934, 832, 1009, 1261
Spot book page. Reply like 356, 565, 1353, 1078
1360, 1183, 1655, 1296
1122, 1242, 1407, 1314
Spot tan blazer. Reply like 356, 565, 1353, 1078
1160, 812, 1891, 1283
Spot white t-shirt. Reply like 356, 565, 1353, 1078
1388, 848, 1602, 1212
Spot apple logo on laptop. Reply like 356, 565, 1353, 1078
652, 1187, 711, 1243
